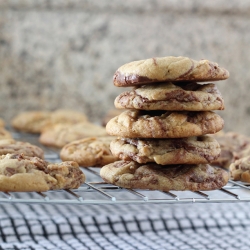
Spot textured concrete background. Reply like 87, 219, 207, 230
0, 1, 250, 134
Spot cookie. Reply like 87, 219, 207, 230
0, 139, 44, 159
48, 109, 88, 126
0, 153, 85, 192
39, 122, 107, 148
113, 56, 229, 87
11, 111, 52, 133
230, 156, 250, 183
0, 128, 13, 140
100, 161, 229, 191
114, 82, 224, 111
234, 146, 250, 161
110, 136, 220, 165
106, 110, 224, 138
11, 109, 88, 133
60, 136, 119, 167
211, 131, 250, 169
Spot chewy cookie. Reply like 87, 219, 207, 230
211, 131, 250, 169
0, 153, 85, 192
113, 56, 229, 87
0, 139, 44, 159
39, 122, 107, 148
106, 110, 224, 138
230, 156, 250, 183
100, 160, 229, 191
110, 136, 220, 165
114, 82, 224, 111
11, 109, 88, 134
60, 136, 119, 167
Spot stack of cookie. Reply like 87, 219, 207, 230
101, 56, 230, 191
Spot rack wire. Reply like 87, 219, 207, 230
1, 165, 250, 205
2, 131, 250, 205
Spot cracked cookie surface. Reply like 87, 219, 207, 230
113, 56, 229, 87
110, 136, 220, 165
0, 153, 85, 192
60, 136, 119, 167
115, 82, 224, 111
106, 110, 224, 138
100, 160, 229, 191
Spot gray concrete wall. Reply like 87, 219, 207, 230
0, 1, 250, 134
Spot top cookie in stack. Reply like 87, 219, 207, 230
101, 56, 230, 192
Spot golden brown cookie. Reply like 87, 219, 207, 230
48, 109, 88, 126
106, 110, 224, 138
11, 111, 52, 133
100, 161, 229, 191
0, 139, 44, 159
60, 136, 119, 167
110, 136, 220, 165
39, 122, 107, 148
113, 56, 229, 87
114, 82, 224, 111
230, 156, 250, 183
0, 153, 85, 192
211, 131, 250, 169
0, 128, 12, 140
11, 109, 88, 134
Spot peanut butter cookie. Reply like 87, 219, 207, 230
106, 110, 224, 138
110, 136, 220, 165
0, 153, 85, 192
230, 156, 250, 183
114, 82, 224, 111
39, 122, 107, 148
0, 139, 44, 159
113, 56, 229, 87
60, 136, 119, 167
100, 161, 229, 191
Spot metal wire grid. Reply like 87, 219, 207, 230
3, 131, 250, 206
0, 167, 250, 205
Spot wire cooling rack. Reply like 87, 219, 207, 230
0, 168, 250, 205
1, 131, 250, 205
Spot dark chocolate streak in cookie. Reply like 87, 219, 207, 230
113, 71, 157, 86
164, 90, 200, 102
123, 138, 217, 163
